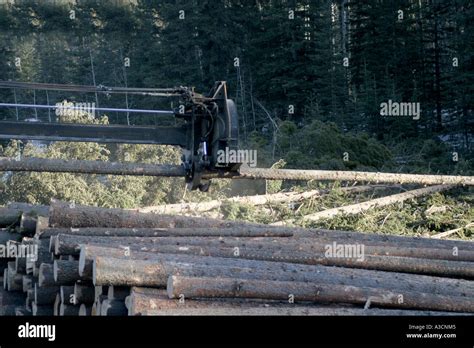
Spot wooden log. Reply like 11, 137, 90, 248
35, 216, 50, 236
22, 275, 34, 292
32, 302, 54, 316
15, 256, 27, 274
125, 287, 464, 316
79, 303, 92, 316
7, 202, 49, 217
53, 293, 60, 316
91, 255, 474, 298
78, 238, 474, 277
0, 229, 22, 244
0, 304, 17, 315
273, 185, 455, 225
33, 239, 53, 267
34, 284, 59, 305
0, 157, 186, 178
238, 166, 474, 186
60, 286, 75, 305
100, 299, 127, 316
95, 286, 106, 302
0, 207, 21, 227
15, 307, 32, 316
49, 200, 259, 229
26, 289, 34, 308
138, 185, 382, 214
107, 286, 130, 301
38, 226, 293, 239
0, 286, 26, 305
168, 275, 474, 313
59, 303, 80, 316
38, 263, 55, 287
20, 214, 37, 236
7, 270, 23, 291
53, 260, 84, 284
74, 283, 95, 304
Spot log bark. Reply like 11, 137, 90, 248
59, 303, 80, 316
7, 270, 23, 292
49, 200, 259, 229
22, 275, 34, 292
0, 229, 22, 244
38, 226, 293, 239
7, 202, 49, 217
38, 263, 55, 287
20, 214, 37, 236
53, 260, 85, 284
60, 286, 75, 305
239, 166, 474, 186
100, 299, 127, 316
91, 255, 474, 298
168, 275, 474, 313
34, 284, 59, 305
0, 208, 21, 227
53, 293, 60, 316
74, 284, 95, 304
273, 185, 455, 225
107, 286, 130, 301
79, 304, 92, 316
32, 302, 54, 316
0, 286, 25, 305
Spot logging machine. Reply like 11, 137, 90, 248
0, 80, 240, 191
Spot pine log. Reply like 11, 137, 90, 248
60, 285, 75, 305
100, 299, 127, 316
0, 305, 17, 315
0, 157, 186, 177
0, 286, 25, 305
7, 271, 23, 292
238, 166, 474, 186
15, 307, 32, 316
22, 275, 34, 292
49, 200, 260, 229
53, 293, 60, 316
74, 283, 95, 304
79, 304, 92, 316
107, 286, 130, 301
53, 260, 85, 284
7, 202, 49, 217
168, 275, 474, 313
59, 303, 80, 316
0, 208, 21, 227
20, 214, 37, 236
32, 302, 54, 316
38, 263, 55, 287
34, 284, 59, 305
38, 226, 293, 239
91, 255, 474, 298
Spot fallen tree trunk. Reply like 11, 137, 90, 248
138, 185, 383, 214
273, 184, 455, 225
238, 166, 474, 186
49, 200, 259, 229
168, 276, 474, 313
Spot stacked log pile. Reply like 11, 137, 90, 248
0, 200, 473, 316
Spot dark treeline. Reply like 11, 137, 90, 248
0, 0, 472, 172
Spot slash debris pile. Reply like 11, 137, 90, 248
0, 200, 473, 316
